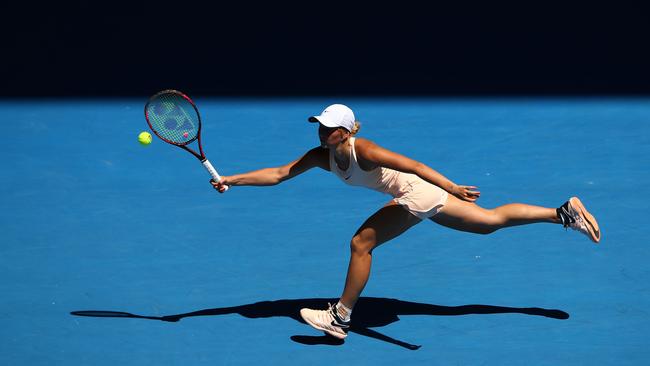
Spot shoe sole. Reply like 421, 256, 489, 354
299, 310, 348, 339
570, 197, 601, 243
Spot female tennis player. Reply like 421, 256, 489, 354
210, 104, 600, 339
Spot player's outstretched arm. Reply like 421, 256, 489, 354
211, 147, 329, 193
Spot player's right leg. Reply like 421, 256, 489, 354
300, 201, 422, 339
430, 194, 600, 242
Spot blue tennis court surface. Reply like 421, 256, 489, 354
2, 97, 649, 365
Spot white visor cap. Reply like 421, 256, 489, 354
308, 104, 355, 132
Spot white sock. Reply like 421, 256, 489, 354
335, 301, 352, 322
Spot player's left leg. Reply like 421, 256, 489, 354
430, 194, 600, 242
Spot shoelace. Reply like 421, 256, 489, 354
561, 203, 590, 235
313, 303, 334, 324
569, 209, 588, 233
327, 303, 339, 321
309, 303, 338, 325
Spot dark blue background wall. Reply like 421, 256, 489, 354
3, 2, 649, 96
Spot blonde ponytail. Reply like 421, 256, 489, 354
350, 121, 361, 135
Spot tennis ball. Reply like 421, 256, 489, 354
138, 131, 152, 145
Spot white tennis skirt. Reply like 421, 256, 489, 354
393, 178, 449, 220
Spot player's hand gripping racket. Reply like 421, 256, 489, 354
144, 89, 228, 191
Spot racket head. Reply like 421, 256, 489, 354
144, 90, 201, 146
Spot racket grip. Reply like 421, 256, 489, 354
202, 159, 229, 191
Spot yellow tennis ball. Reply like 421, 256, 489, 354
138, 131, 152, 145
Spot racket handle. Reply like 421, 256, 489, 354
202, 159, 229, 191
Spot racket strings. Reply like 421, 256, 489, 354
146, 92, 200, 145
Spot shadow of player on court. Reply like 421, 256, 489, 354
71, 297, 569, 350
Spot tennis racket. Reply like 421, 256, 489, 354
144, 89, 228, 191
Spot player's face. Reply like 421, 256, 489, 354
318, 124, 347, 147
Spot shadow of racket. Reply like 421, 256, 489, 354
70, 311, 178, 322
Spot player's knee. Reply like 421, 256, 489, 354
350, 235, 374, 255
479, 210, 505, 234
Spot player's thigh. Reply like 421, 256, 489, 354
429, 194, 498, 234
352, 201, 422, 253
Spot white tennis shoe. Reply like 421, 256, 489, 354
300, 303, 351, 339
558, 197, 601, 243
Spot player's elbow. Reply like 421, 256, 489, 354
273, 167, 288, 184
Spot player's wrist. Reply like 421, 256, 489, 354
225, 175, 240, 186
449, 183, 460, 195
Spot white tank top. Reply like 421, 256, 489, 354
329, 137, 422, 198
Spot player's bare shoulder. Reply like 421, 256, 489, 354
353, 137, 382, 157
353, 137, 377, 151
352, 138, 381, 171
